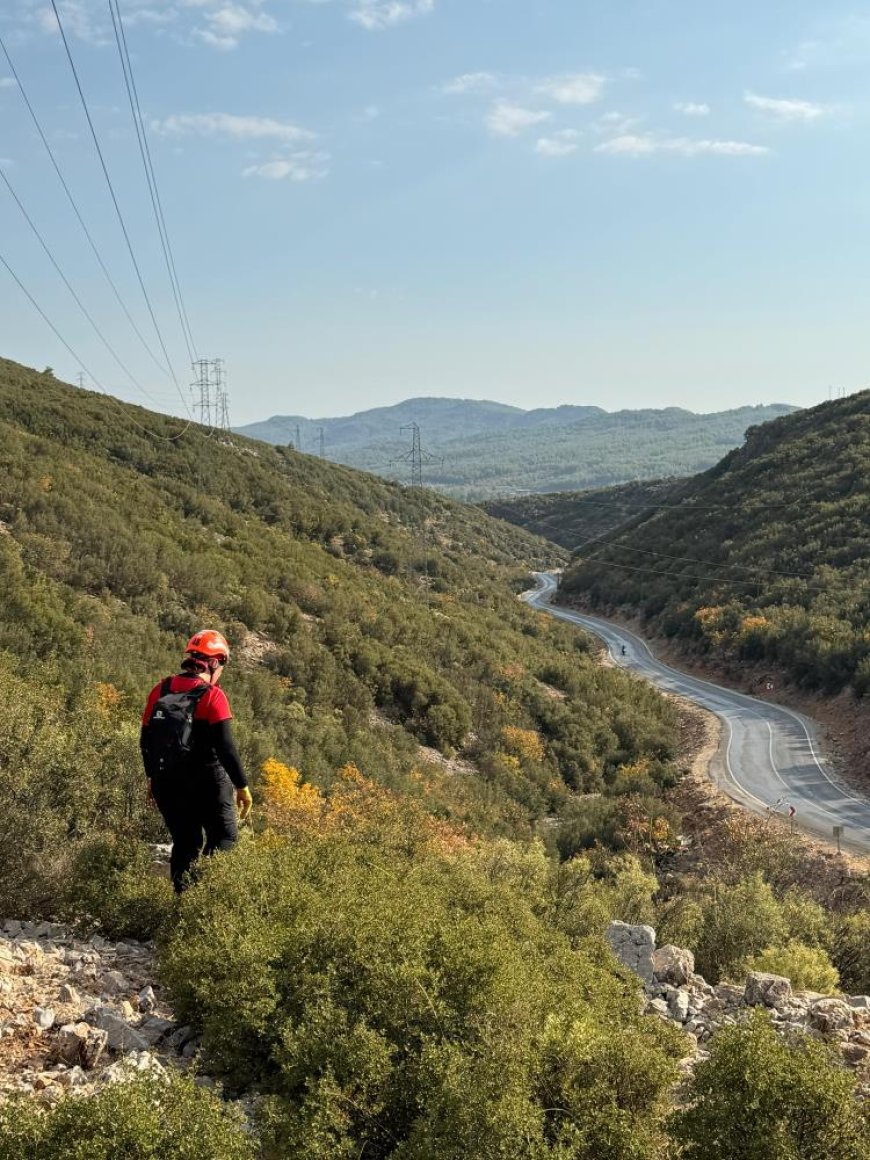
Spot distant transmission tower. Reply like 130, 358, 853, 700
295, 424, 301, 452
192, 358, 230, 434
76, 371, 86, 389
393, 422, 443, 488
392, 423, 444, 605
318, 426, 325, 458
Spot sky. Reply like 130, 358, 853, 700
1, 0, 869, 424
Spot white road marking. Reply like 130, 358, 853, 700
522, 573, 870, 852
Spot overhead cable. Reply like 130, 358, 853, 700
0, 31, 173, 383
0, 249, 193, 443
564, 554, 846, 594
0, 164, 164, 407
108, 0, 198, 365
0, 249, 105, 391
48, 0, 191, 416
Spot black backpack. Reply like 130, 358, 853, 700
143, 678, 210, 777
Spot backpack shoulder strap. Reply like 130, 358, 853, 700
160, 676, 173, 697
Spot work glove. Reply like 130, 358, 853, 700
236, 786, 253, 822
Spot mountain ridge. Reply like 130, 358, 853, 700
236, 398, 799, 500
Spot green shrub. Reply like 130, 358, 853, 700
62, 835, 174, 941
0, 657, 149, 918
743, 941, 840, 995
779, 888, 833, 949
669, 1010, 870, 1159
832, 912, 870, 995
656, 896, 705, 952
0, 1073, 255, 1160
159, 833, 684, 1159
694, 874, 786, 983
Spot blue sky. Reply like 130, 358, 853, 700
1, 0, 869, 423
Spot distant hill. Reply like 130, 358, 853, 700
236, 400, 798, 500
560, 392, 870, 696
484, 480, 683, 551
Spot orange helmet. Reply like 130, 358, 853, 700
185, 630, 230, 664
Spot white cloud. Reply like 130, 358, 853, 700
535, 130, 580, 157
593, 111, 642, 135
36, 1, 107, 44
0, 78, 18, 89
442, 72, 498, 96
485, 101, 550, 138
674, 102, 711, 117
190, 1, 279, 48
535, 73, 606, 106
596, 133, 769, 158
349, 0, 434, 30
744, 91, 828, 121
153, 112, 314, 142
242, 151, 330, 181
28, 0, 278, 48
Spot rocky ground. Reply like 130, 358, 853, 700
608, 921, 870, 1088
0, 918, 204, 1105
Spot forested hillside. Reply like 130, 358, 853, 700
6, 360, 870, 1158
561, 392, 870, 696
485, 479, 681, 551
240, 400, 796, 500
1, 356, 682, 910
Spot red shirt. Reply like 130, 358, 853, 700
142, 675, 232, 727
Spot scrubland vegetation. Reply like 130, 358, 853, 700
2, 360, 870, 1157
561, 392, 870, 697
485, 479, 681, 551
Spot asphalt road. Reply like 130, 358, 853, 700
524, 572, 870, 856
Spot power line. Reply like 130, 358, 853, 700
108, 0, 198, 365
0, 249, 106, 392
0, 32, 172, 382
575, 535, 825, 581
569, 554, 848, 595
0, 163, 163, 406
487, 496, 858, 591
0, 248, 193, 444
488, 490, 799, 515
489, 494, 855, 579
48, 0, 190, 415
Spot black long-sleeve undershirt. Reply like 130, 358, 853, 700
140, 718, 248, 789
209, 719, 248, 789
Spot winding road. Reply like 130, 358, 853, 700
524, 572, 870, 856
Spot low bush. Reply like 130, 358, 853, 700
693, 874, 786, 983
0, 1073, 255, 1160
743, 942, 840, 995
62, 835, 174, 941
832, 912, 870, 995
159, 831, 685, 1159
670, 1010, 870, 1159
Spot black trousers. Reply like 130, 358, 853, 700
152, 766, 238, 892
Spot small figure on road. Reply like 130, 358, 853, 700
140, 630, 252, 892
621, 645, 627, 657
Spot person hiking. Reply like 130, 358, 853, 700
140, 630, 253, 892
